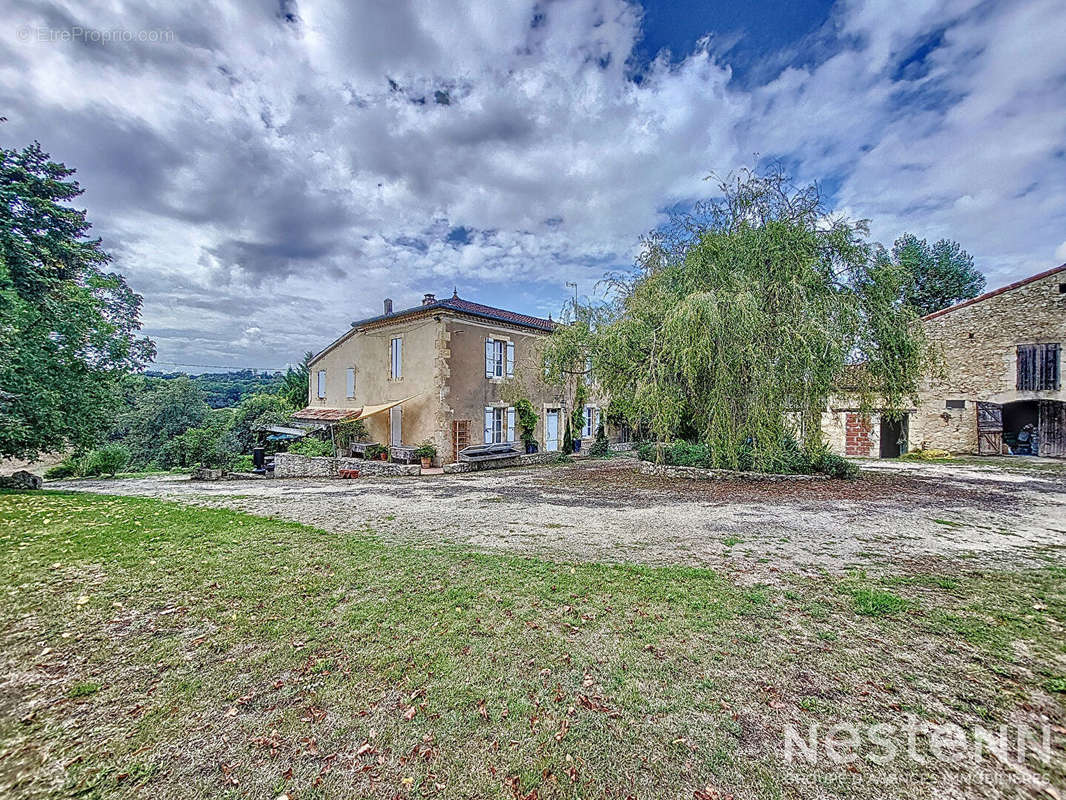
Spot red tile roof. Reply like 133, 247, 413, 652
922, 263, 1066, 321
292, 407, 361, 422
353, 292, 556, 332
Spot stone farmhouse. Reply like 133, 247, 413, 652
824, 263, 1065, 458
296, 292, 611, 463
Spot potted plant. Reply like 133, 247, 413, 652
415, 440, 437, 468
365, 443, 387, 461
515, 398, 539, 454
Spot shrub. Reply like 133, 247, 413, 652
364, 443, 388, 460
231, 454, 254, 472
80, 444, 131, 477
514, 398, 539, 450
414, 441, 437, 460
44, 457, 81, 480
588, 418, 610, 457
288, 437, 334, 457
170, 417, 235, 469
812, 449, 860, 479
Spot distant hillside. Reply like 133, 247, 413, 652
145, 369, 286, 408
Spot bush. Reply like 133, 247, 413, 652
587, 419, 609, 457
231, 454, 254, 472
288, 436, 334, 457
44, 457, 81, 480
811, 448, 860, 479
638, 441, 715, 468
80, 444, 131, 477
170, 415, 235, 470
414, 441, 437, 460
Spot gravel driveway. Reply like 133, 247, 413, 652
50, 457, 1066, 578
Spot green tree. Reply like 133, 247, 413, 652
0, 141, 155, 458
169, 408, 236, 469
115, 377, 209, 468
228, 392, 291, 453
545, 167, 930, 472
884, 233, 985, 316
280, 351, 313, 409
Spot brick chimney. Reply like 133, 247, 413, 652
422, 293, 436, 306
383, 298, 393, 315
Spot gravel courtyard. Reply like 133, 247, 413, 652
51, 456, 1066, 579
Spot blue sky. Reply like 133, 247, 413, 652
2, 0, 1065, 371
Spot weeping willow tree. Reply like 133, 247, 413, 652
544, 167, 930, 472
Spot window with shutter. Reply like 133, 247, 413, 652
485, 338, 510, 378
484, 407, 493, 443
346, 368, 355, 399
507, 407, 516, 442
316, 369, 326, 399
390, 337, 403, 379
583, 405, 596, 438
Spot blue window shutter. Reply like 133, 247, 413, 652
507, 407, 516, 442
484, 406, 493, 443
317, 370, 326, 399
485, 339, 494, 378
506, 341, 514, 377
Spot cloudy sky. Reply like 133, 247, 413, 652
3, 0, 1065, 371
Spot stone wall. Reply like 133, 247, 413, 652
273, 453, 419, 478
637, 461, 826, 482
911, 267, 1066, 454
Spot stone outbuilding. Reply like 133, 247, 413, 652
825, 263, 1066, 458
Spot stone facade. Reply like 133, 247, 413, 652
822, 264, 1066, 458
911, 265, 1065, 456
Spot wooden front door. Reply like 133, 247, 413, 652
1038, 400, 1066, 458
976, 402, 1003, 455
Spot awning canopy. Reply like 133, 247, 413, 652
351, 394, 419, 421
291, 395, 419, 425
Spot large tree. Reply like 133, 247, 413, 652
544, 168, 931, 472
884, 233, 985, 316
0, 141, 155, 458
279, 351, 313, 409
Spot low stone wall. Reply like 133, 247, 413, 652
637, 460, 827, 482
608, 442, 636, 452
273, 453, 419, 478
335, 457, 419, 477
443, 450, 561, 474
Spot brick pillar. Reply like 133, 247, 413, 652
845, 413, 874, 457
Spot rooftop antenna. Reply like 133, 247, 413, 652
565, 281, 578, 302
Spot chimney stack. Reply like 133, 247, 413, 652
422, 293, 436, 306
383, 298, 393, 315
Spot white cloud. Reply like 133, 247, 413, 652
0, 0, 1063, 369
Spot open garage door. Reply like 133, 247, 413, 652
1039, 400, 1066, 458
976, 402, 1003, 455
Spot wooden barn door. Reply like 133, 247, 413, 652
1038, 401, 1066, 458
976, 402, 1003, 455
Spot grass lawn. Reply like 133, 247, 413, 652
0, 490, 1064, 799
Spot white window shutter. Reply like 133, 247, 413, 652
484, 406, 493, 443
485, 339, 494, 378
396, 338, 402, 378
346, 368, 355, 398
506, 341, 514, 377
507, 407, 516, 442
317, 369, 326, 399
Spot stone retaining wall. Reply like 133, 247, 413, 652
608, 442, 636, 451
637, 460, 827, 482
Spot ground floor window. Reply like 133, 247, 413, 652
484, 406, 516, 444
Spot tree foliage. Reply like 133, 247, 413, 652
544, 167, 930, 472
280, 351, 314, 409
0, 141, 155, 458
881, 233, 984, 316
